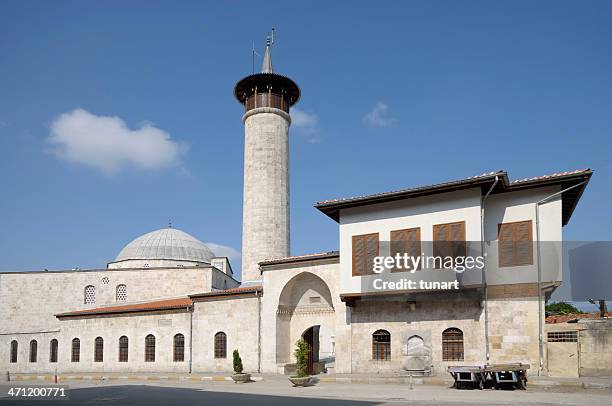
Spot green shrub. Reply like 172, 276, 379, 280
232, 349, 243, 374
294, 339, 310, 378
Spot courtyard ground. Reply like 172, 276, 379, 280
1, 374, 612, 406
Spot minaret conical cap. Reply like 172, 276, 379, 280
261, 33, 273, 73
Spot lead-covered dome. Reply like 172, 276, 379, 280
108, 228, 215, 269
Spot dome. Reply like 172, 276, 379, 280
113, 228, 215, 264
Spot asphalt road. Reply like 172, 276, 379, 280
1, 381, 611, 406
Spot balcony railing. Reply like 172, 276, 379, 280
245, 92, 289, 113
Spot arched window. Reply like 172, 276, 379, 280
214, 332, 226, 359
84, 285, 96, 304
94, 337, 104, 362
118, 336, 128, 362
372, 330, 391, 361
145, 334, 155, 362
173, 334, 185, 362
29, 340, 37, 363
71, 338, 80, 362
442, 328, 464, 361
116, 284, 127, 302
10, 340, 18, 363
49, 339, 58, 363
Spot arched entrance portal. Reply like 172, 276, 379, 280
302, 326, 320, 374
276, 272, 335, 374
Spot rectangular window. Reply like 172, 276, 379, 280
433, 221, 466, 263
547, 331, 578, 343
352, 233, 379, 276
498, 220, 533, 267
390, 228, 421, 272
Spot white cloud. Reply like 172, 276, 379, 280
47, 108, 188, 175
363, 102, 397, 128
291, 107, 320, 143
206, 242, 241, 263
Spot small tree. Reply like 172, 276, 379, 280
294, 339, 310, 378
232, 349, 243, 374
546, 302, 583, 315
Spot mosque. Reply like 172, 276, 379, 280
0, 35, 592, 377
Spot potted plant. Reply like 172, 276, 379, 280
231, 349, 251, 383
289, 339, 311, 386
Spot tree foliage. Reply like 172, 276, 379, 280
232, 349, 243, 374
294, 339, 310, 378
546, 302, 583, 315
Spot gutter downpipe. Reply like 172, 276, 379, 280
257, 288, 262, 374
481, 175, 499, 364
535, 180, 587, 376
189, 305, 193, 374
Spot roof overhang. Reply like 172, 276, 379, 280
315, 169, 592, 226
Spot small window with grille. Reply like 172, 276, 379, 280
49, 339, 58, 363
71, 338, 80, 362
10, 340, 18, 363
84, 285, 96, 304
372, 330, 391, 361
442, 328, 464, 361
145, 334, 155, 362
214, 332, 227, 359
173, 334, 185, 362
116, 284, 127, 302
547, 331, 578, 342
29, 340, 37, 363
94, 337, 104, 362
118, 336, 128, 362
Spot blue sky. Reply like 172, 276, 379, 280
1, 1, 611, 284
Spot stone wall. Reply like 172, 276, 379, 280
191, 296, 261, 373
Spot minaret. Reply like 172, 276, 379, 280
234, 32, 300, 284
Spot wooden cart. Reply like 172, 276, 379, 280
448, 363, 530, 390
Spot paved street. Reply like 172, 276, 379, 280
1, 378, 612, 406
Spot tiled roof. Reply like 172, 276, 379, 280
315, 169, 592, 225
259, 251, 340, 267
546, 312, 611, 324
189, 286, 262, 299
56, 297, 193, 318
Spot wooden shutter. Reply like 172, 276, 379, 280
390, 228, 421, 272
352, 233, 379, 276
498, 220, 533, 267
433, 221, 466, 261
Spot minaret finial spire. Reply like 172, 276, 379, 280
261, 29, 274, 73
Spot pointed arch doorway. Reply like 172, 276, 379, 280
302, 325, 320, 374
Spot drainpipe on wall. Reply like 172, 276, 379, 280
535, 180, 587, 376
481, 176, 499, 364
189, 305, 194, 374
257, 289, 262, 374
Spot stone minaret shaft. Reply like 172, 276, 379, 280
234, 34, 301, 283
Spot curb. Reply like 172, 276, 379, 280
9, 374, 264, 383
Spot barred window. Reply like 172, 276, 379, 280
116, 284, 127, 302
118, 336, 129, 362
71, 338, 80, 362
10, 340, 18, 363
173, 334, 185, 362
442, 328, 464, 361
145, 335, 155, 362
94, 337, 104, 362
50, 339, 58, 363
548, 331, 578, 343
214, 332, 227, 359
29, 340, 37, 363
372, 330, 391, 361
84, 285, 96, 304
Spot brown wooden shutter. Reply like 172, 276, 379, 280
390, 228, 421, 272
352, 233, 379, 276
498, 220, 533, 267
433, 221, 466, 261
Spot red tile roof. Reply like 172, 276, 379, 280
546, 312, 611, 324
259, 251, 340, 266
56, 297, 193, 318
189, 286, 262, 299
